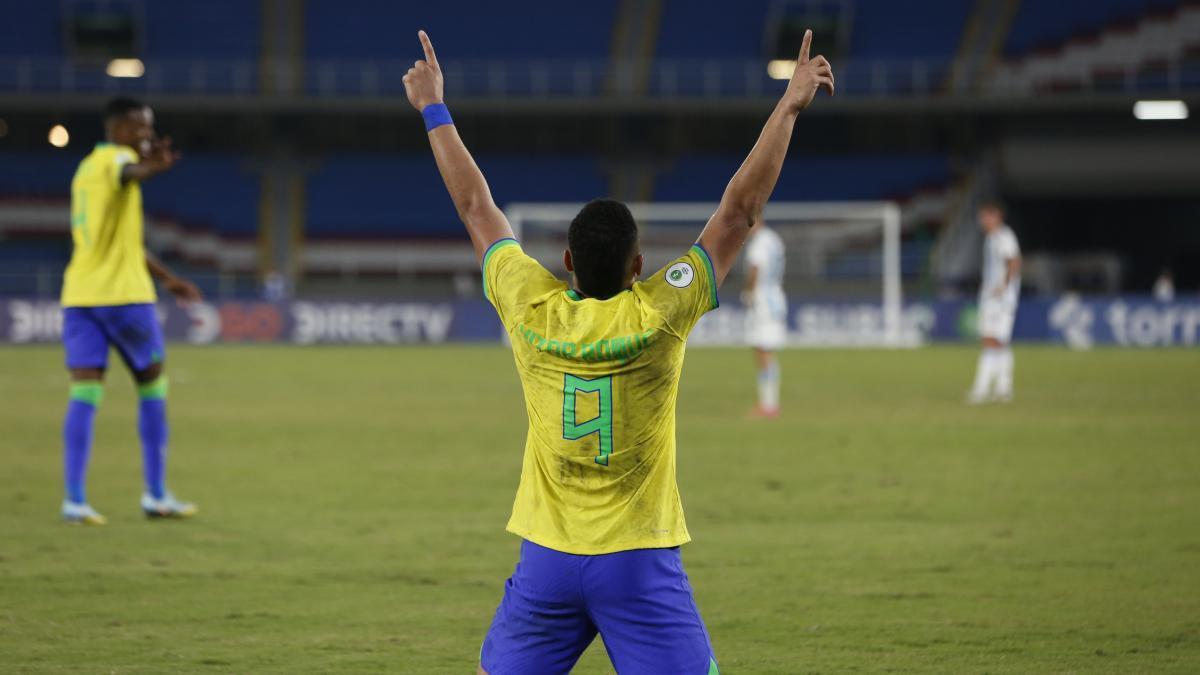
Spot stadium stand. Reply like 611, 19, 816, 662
305, 2, 616, 60
144, 0, 260, 60
0, 3, 60, 59
1003, 0, 1182, 56
303, 1, 618, 97
654, 155, 951, 204
2, 1, 1194, 98
993, 0, 1200, 92
306, 155, 608, 238
650, 0, 972, 96
0, 1, 1193, 296
0, 151, 258, 238
848, 0, 974, 61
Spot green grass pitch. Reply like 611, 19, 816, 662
1, 345, 1198, 673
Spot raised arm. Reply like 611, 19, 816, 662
698, 29, 834, 285
403, 30, 514, 264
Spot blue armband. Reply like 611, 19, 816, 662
422, 103, 453, 132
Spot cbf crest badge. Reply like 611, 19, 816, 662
665, 261, 694, 288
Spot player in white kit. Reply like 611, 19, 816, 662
968, 202, 1022, 404
743, 221, 788, 416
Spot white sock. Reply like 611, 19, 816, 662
995, 347, 1014, 397
758, 357, 780, 410
970, 349, 999, 398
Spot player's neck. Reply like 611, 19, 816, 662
568, 275, 635, 300
569, 285, 633, 301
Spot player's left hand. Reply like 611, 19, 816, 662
145, 136, 182, 173
164, 276, 203, 307
403, 30, 444, 112
991, 285, 1005, 298
783, 29, 835, 114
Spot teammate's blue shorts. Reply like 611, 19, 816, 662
62, 304, 165, 373
480, 539, 718, 675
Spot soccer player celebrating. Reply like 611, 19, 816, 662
403, 29, 832, 674
743, 220, 787, 417
967, 201, 1022, 404
60, 97, 201, 525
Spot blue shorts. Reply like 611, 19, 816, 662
62, 304, 165, 373
481, 540, 718, 675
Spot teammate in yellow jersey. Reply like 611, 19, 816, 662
404, 28, 834, 675
60, 98, 202, 526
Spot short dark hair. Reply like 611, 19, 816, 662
104, 97, 147, 121
978, 199, 1005, 215
567, 199, 639, 299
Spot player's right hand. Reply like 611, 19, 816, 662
403, 30, 444, 112
165, 276, 203, 307
784, 29, 835, 113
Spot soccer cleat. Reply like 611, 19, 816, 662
141, 492, 198, 519
62, 500, 107, 526
993, 391, 1014, 404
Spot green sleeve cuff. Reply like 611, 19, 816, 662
690, 244, 720, 310
481, 238, 520, 301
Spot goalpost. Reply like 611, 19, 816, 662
505, 201, 914, 347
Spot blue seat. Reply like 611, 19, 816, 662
144, 0, 260, 61
0, 151, 258, 238
0, 3, 61, 58
303, 1, 616, 96
654, 155, 950, 203
1005, 0, 1180, 57
305, 155, 608, 238
143, 156, 260, 237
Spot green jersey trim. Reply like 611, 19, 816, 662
481, 237, 520, 301
690, 244, 720, 310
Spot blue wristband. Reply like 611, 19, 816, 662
422, 103, 453, 132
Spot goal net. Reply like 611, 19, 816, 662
505, 201, 916, 347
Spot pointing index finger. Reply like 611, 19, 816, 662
418, 30, 438, 66
798, 29, 812, 64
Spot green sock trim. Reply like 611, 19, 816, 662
137, 375, 169, 400
69, 382, 104, 406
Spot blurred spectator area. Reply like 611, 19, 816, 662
2, 1, 1199, 299
1, 0, 1196, 99
0, 150, 952, 298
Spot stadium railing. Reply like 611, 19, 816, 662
2, 57, 1196, 100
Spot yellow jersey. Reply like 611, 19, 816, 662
483, 238, 719, 555
61, 143, 156, 307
